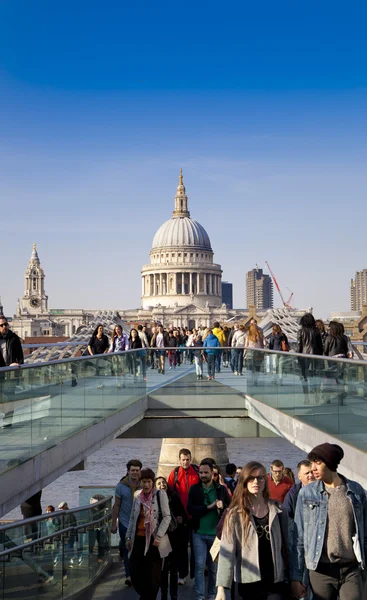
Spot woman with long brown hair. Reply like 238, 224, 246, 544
244, 324, 264, 385
216, 461, 289, 600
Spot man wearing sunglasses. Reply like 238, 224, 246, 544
0, 316, 24, 428
0, 317, 24, 368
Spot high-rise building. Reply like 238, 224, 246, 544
351, 269, 367, 311
246, 266, 273, 309
221, 281, 233, 309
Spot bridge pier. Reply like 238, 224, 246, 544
157, 437, 229, 479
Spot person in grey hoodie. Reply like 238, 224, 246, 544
111, 459, 142, 586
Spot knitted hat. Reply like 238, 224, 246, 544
308, 443, 344, 471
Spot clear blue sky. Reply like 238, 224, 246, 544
1, 0, 367, 318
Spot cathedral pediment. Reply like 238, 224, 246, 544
172, 303, 207, 314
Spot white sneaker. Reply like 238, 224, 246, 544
178, 578, 186, 585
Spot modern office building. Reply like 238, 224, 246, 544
221, 281, 233, 309
246, 266, 273, 310
351, 269, 367, 311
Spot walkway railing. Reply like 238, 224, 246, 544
213, 346, 367, 453
1, 347, 366, 477
0, 496, 112, 598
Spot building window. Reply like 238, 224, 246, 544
178, 253, 181, 257
196, 253, 199, 257
166, 254, 169, 257
184, 253, 187, 257
190, 253, 193, 257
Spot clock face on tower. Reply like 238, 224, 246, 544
30, 297, 41, 308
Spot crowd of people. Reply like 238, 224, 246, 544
84, 312, 355, 385
0, 311, 356, 388
111, 444, 367, 600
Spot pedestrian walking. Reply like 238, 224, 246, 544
111, 459, 142, 586
216, 461, 290, 600
267, 459, 293, 503
155, 476, 187, 600
126, 468, 172, 600
0, 316, 24, 428
167, 448, 200, 585
204, 329, 221, 380
291, 443, 366, 600
188, 460, 231, 600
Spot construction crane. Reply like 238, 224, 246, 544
265, 261, 293, 310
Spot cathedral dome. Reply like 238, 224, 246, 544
152, 217, 212, 251
150, 169, 212, 252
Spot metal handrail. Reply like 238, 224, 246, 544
0, 496, 112, 534
0, 511, 112, 559
22, 341, 84, 348
0, 496, 113, 559
1, 346, 367, 373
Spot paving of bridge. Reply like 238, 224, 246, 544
84, 553, 222, 600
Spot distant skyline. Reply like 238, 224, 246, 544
1, 1, 367, 318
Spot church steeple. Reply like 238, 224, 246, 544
172, 169, 190, 218
22, 244, 48, 314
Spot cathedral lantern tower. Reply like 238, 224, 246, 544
22, 244, 48, 314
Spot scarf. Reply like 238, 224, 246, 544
137, 489, 156, 555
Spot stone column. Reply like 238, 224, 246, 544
141, 276, 145, 296
153, 273, 156, 295
209, 274, 213, 295
174, 272, 177, 294
182, 273, 185, 294
157, 438, 229, 479
189, 272, 193, 295
204, 273, 207, 295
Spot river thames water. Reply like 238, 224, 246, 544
5, 437, 306, 520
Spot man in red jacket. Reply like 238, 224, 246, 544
267, 458, 293, 503
167, 448, 199, 586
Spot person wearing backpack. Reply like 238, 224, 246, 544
188, 460, 231, 600
167, 448, 200, 586
156, 476, 187, 600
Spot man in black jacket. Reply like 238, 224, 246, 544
0, 317, 24, 428
283, 459, 314, 521
187, 460, 231, 600
0, 318, 24, 368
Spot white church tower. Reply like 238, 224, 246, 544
22, 243, 49, 315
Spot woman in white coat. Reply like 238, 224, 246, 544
126, 468, 172, 599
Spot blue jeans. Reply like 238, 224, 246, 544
234, 349, 244, 373
230, 349, 236, 372
215, 350, 222, 372
192, 532, 217, 600
207, 354, 216, 378
118, 522, 130, 578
